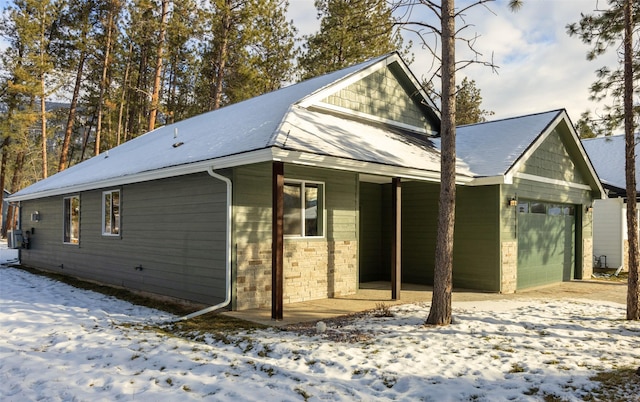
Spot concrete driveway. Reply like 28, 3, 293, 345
224, 279, 629, 327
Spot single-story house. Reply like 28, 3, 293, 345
7, 52, 604, 317
582, 134, 640, 271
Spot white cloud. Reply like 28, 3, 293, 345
287, 0, 621, 125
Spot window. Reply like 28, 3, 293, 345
531, 202, 546, 214
517, 201, 529, 213
518, 200, 576, 216
63, 196, 80, 244
102, 189, 120, 235
547, 205, 562, 216
283, 180, 324, 237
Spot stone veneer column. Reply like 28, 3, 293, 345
235, 240, 358, 310
582, 237, 593, 279
236, 242, 273, 310
501, 241, 518, 293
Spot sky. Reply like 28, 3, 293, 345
0, 0, 621, 127
2, 262, 640, 400
286, 0, 621, 126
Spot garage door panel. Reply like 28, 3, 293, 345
517, 202, 575, 289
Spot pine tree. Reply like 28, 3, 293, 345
455, 77, 494, 125
148, 0, 169, 132
164, 0, 200, 122
565, 0, 639, 320
196, 0, 295, 111
298, 0, 404, 80
6, 0, 62, 179
224, 0, 296, 103
57, 0, 99, 171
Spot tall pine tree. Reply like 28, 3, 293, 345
298, 0, 404, 80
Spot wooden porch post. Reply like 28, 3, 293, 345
392, 177, 401, 300
272, 161, 284, 320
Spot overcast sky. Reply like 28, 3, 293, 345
287, 0, 620, 126
0, 0, 621, 129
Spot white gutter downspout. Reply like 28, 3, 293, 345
174, 167, 232, 321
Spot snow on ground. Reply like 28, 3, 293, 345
1, 266, 640, 402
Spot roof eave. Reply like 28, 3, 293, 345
7, 146, 476, 202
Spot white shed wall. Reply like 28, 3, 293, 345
593, 198, 624, 269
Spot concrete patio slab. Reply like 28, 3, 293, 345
223, 280, 628, 327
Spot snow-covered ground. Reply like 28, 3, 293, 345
1, 265, 639, 401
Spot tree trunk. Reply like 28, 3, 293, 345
39, 7, 48, 179
117, 42, 133, 146
426, 0, 456, 326
148, 0, 169, 132
59, 50, 87, 171
4, 150, 25, 235
95, 6, 115, 156
623, 0, 639, 320
0, 137, 9, 238
40, 83, 47, 179
211, 1, 231, 111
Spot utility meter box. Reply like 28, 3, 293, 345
7, 230, 23, 249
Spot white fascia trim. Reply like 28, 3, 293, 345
271, 148, 473, 185
465, 176, 507, 186
311, 101, 436, 135
513, 172, 593, 190
8, 150, 275, 202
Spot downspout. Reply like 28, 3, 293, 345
174, 167, 232, 321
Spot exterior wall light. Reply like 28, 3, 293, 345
508, 197, 518, 207
31, 211, 41, 222
586, 206, 593, 213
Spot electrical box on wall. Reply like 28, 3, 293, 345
7, 230, 23, 249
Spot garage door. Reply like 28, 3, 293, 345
516, 201, 575, 289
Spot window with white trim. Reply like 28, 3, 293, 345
63, 195, 80, 244
283, 180, 324, 237
102, 189, 120, 235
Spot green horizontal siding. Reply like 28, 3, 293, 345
453, 186, 501, 291
20, 172, 228, 305
233, 163, 359, 245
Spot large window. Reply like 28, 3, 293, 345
63, 195, 80, 244
102, 189, 120, 236
283, 180, 324, 237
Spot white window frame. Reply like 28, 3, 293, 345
63, 195, 80, 244
283, 179, 325, 239
102, 189, 121, 236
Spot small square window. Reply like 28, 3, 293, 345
517, 201, 529, 213
283, 181, 324, 238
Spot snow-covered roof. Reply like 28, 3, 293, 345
10, 53, 448, 201
582, 134, 640, 193
7, 54, 602, 202
445, 110, 562, 177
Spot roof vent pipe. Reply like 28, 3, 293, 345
173, 166, 232, 321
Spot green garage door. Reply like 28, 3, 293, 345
517, 201, 575, 289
